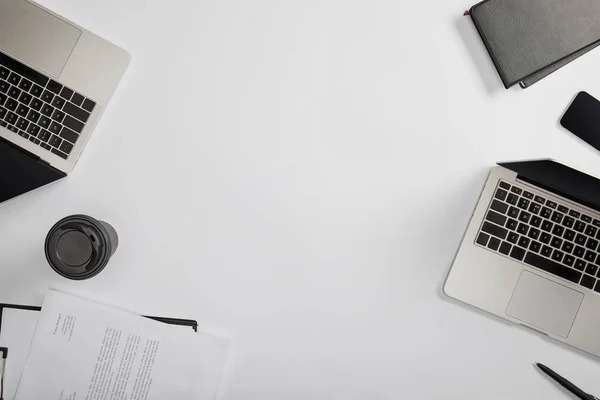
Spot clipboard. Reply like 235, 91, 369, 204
0, 302, 198, 332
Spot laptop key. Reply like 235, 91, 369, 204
529, 241, 541, 253
63, 114, 84, 133
476, 232, 490, 246
574, 221, 586, 232
51, 147, 68, 159
38, 129, 51, 142
507, 232, 519, 244
48, 121, 61, 135
541, 207, 552, 219
594, 219, 600, 228
534, 195, 545, 203
524, 252, 582, 284
486, 210, 506, 226
517, 223, 528, 235
499, 241, 512, 255
59, 87, 74, 100
511, 187, 522, 195
41, 104, 54, 117
518, 198, 530, 210
17, 130, 28, 139
541, 220, 553, 232
30, 98, 43, 111
8, 86, 21, 100
18, 92, 32, 106
518, 211, 531, 223
5, 112, 17, 125
506, 194, 518, 205
574, 246, 585, 258
562, 241, 574, 254
581, 275, 596, 290
586, 238, 599, 251
541, 245, 552, 257
551, 237, 562, 249
0, 66, 8, 80
528, 228, 540, 240
40, 142, 51, 150
551, 211, 563, 223
51, 96, 65, 109
0, 81, 8, 94
82, 98, 95, 113
481, 222, 507, 240
59, 140, 73, 154
586, 264, 598, 276
7, 73, 19, 85
41, 90, 54, 103
564, 229, 576, 241
71, 92, 84, 106
508, 206, 519, 219
510, 246, 526, 261
551, 250, 564, 262
18, 79, 32, 91
47, 80, 62, 94
495, 188, 507, 201
26, 124, 40, 136
529, 202, 541, 215
26, 110, 40, 124
518, 237, 530, 249
569, 210, 581, 218
30, 84, 43, 97
558, 205, 569, 213
7, 125, 17, 133
28, 136, 40, 145
0, 107, 6, 120
582, 215, 593, 223
540, 232, 551, 244
552, 225, 565, 237
59, 126, 78, 143
575, 234, 587, 245
575, 259, 586, 271
523, 191, 534, 199
585, 250, 597, 262
499, 181, 511, 190
546, 201, 557, 209
48, 135, 62, 148
563, 216, 575, 228
531, 216, 542, 228
38, 116, 51, 129
52, 109, 65, 123
586, 225, 598, 237
63, 102, 90, 123
16, 104, 29, 118
16, 118, 28, 131
564, 255, 575, 267
486, 236, 499, 250
490, 200, 508, 214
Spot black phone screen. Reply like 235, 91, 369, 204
560, 91, 600, 151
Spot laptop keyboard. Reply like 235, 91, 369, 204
476, 180, 600, 293
0, 51, 96, 160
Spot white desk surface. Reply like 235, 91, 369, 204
2, 0, 600, 398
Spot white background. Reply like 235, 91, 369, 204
2, 0, 600, 398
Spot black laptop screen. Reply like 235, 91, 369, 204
499, 159, 600, 213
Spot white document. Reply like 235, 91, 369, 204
0, 308, 39, 400
14, 291, 230, 400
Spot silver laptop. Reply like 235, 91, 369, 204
446, 159, 600, 358
0, 0, 129, 174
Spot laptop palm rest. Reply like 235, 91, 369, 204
0, 0, 81, 77
506, 271, 583, 338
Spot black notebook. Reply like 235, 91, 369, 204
470, 0, 600, 88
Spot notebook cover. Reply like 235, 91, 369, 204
0, 137, 66, 204
470, 0, 600, 88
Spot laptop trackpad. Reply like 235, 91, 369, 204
0, 0, 81, 77
506, 271, 583, 338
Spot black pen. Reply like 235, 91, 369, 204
536, 363, 597, 400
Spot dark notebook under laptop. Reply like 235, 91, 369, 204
0, 136, 65, 204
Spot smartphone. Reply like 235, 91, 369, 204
560, 91, 600, 151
